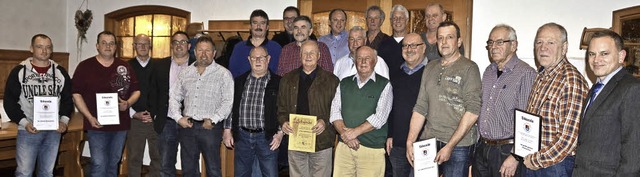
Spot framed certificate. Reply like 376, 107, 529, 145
96, 93, 120, 125
413, 138, 438, 177
33, 96, 59, 130
513, 109, 542, 159
288, 114, 317, 153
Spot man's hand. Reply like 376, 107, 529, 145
341, 127, 360, 142
406, 141, 414, 166
223, 129, 234, 149
270, 131, 284, 151
311, 120, 325, 134
435, 145, 453, 164
345, 139, 360, 150
133, 111, 153, 123
386, 138, 393, 155
57, 122, 68, 133
523, 154, 540, 170
282, 122, 293, 135
88, 116, 103, 128
25, 122, 38, 134
203, 119, 214, 129
177, 117, 193, 128
118, 98, 129, 111
500, 155, 519, 177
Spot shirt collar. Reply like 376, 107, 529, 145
490, 54, 519, 72
598, 66, 623, 85
401, 56, 428, 74
136, 56, 151, 67
244, 36, 269, 47
332, 30, 348, 40
299, 67, 318, 79
248, 71, 271, 81
353, 72, 377, 84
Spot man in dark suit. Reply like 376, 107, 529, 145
573, 30, 640, 177
148, 31, 196, 177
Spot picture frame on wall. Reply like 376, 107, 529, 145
613, 5, 640, 77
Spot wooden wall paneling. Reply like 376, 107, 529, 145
0, 49, 69, 99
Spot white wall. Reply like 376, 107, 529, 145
65, 0, 296, 74
0, 0, 67, 51
471, 0, 640, 84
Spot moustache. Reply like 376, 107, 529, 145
254, 28, 263, 32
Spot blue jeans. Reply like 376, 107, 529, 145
178, 121, 222, 177
389, 146, 413, 177
437, 141, 474, 177
157, 119, 179, 177
234, 129, 279, 177
15, 130, 61, 177
87, 130, 128, 177
524, 156, 574, 177
472, 141, 522, 177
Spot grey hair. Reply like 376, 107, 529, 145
491, 24, 517, 41
391, 5, 409, 19
537, 22, 568, 43
366, 5, 385, 20
350, 26, 366, 33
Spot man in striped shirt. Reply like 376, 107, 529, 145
522, 23, 588, 177
473, 24, 536, 177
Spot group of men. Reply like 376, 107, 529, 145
3, 3, 639, 177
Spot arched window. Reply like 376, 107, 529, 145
105, 6, 190, 59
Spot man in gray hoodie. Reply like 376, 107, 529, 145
3, 34, 74, 177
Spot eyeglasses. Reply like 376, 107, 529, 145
249, 55, 268, 61
172, 40, 189, 45
391, 17, 406, 22
134, 43, 150, 48
100, 42, 116, 47
486, 40, 513, 47
402, 43, 425, 49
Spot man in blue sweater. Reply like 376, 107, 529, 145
228, 9, 282, 78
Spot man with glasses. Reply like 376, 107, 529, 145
365, 5, 390, 49
229, 9, 282, 78
168, 36, 233, 177
149, 31, 196, 177
276, 16, 333, 76
379, 4, 410, 73
72, 31, 141, 177
126, 34, 162, 177
272, 6, 317, 47
406, 22, 481, 177
386, 33, 428, 177
334, 26, 389, 80
318, 8, 349, 64
421, 3, 464, 62
473, 24, 536, 177
223, 46, 284, 177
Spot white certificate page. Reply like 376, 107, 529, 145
96, 93, 120, 125
33, 96, 59, 130
413, 138, 438, 177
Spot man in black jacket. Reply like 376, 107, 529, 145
126, 34, 160, 177
148, 31, 196, 177
223, 46, 283, 177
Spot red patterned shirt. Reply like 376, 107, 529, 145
526, 58, 588, 168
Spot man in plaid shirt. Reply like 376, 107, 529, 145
522, 23, 588, 177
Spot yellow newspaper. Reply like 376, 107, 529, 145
288, 114, 317, 152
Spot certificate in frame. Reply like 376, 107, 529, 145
513, 109, 542, 159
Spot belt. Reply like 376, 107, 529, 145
241, 127, 264, 133
480, 137, 514, 145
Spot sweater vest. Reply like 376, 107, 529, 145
340, 74, 388, 148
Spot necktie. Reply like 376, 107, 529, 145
586, 82, 604, 110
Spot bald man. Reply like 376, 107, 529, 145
126, 34, 161, 177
